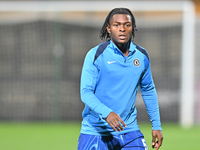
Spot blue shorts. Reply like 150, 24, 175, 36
77, 130, 148, 150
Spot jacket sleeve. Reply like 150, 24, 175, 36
140, 57, 162, 131
80, 49, 113, 119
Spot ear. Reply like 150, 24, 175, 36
107, 24, 111, 34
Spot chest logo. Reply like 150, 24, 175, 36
107, 61, 116, 64
133, 59, 140, 67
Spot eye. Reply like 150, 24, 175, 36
113, 24, 119, 27
125, 24, 131, 27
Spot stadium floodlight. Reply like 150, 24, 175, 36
0, 1, 195, 127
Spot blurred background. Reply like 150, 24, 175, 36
0, 0, 200, 149
0, 0, 200, 150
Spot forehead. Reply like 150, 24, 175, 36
110, 14, 132, 23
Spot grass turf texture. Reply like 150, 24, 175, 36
0, 122, 199, 150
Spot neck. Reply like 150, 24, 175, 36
114, 40, 131, 56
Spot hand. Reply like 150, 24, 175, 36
106, 112, 127, 132
152, 130, 163, 150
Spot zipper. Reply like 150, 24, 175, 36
124, 50, 136, 63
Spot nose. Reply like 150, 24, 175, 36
119, 25, 125, 32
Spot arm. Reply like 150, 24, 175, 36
80, 50, 112, 119
140, 66, 162, 130
81, 50, 126, 131
140, 59, 163, 149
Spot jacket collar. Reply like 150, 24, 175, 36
109, 39, 136, 54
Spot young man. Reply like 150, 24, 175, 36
78, 8, 163, 150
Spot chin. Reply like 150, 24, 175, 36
118, 39, 129, 44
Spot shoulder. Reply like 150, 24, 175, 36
84, 40, 110, 64
135, 44, 150, 62
93, 40, 110, 63
134, 44, 151, 69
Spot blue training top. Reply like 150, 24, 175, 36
80, 40, 162, 136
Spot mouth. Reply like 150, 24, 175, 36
119, 35, 126, 40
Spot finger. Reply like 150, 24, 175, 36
114, 123, 121, 132
116, 115, 126, 128
158, 135, 163, 147
117, 122, 124, 131
114, 116, 126, 131
152, 141, 160, 150
152, 142, 156, 148
111, 120, 124, 132
152, 136, 156, 147
114, 121, 125, 131
158, 140, 162, 147
157, 139, 163, 150
155, 142, 159, 150
119, 119, 127, 128
108, 121, 119, 132
156, 146, 158, 150
110, 124, 117, 132
152, 140, 158, 148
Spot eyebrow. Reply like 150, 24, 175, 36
113, 21, 131, 24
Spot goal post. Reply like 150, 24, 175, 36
0, 1, 195, 127
180, 2, 195, 128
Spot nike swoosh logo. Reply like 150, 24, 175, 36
107, 61, 116, 64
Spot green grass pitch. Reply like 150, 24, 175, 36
0, 122, 199, 150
